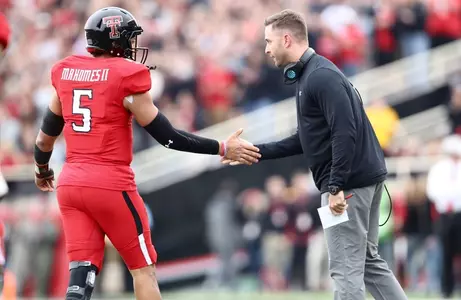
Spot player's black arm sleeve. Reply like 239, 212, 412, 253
143, 112, 220, 155
254, 131, 303, 161
309, 68, 357, 188
41, 107, 64, 137
34, 107, 64, 165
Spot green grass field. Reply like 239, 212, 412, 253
11, 292, 447, 300
163, 291, 446, 300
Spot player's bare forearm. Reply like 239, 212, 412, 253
34, 129, 57, 192
34, 92, 63, 192
35, 92, 64, 156
35, 131, 57, 153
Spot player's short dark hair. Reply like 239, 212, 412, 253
264, 9, 308, 42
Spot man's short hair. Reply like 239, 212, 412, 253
264, 9, 308, 42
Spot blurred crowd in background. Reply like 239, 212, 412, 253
203, 132, 461, 297
2, 0, 461, 298
2, 0, 461, 166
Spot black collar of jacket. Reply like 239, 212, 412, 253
299, 48, 316, 67
283, 48, 316, 85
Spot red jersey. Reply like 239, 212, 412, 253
51, 55, 151, 191
0, 12, 10, 49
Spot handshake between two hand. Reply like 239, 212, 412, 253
221, 128, 261, 166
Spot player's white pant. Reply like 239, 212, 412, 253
0, 170, 7, 266
0, 170, 6, 296
0, 171, 7, 199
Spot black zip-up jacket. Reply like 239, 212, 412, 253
256, 53, 387, 193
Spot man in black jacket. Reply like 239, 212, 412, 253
223, 9, 407, 300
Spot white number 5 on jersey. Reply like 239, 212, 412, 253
72, 89, 93, 133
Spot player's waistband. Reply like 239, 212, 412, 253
57, 183, 137, 192
61, 162, 134, 174
64, 161, 132, 167
58, 162, 136, 191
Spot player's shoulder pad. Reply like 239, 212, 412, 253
50, 58, 66, 89
0, 12, 11, 49
51, 59, 63, 75
51, 55, 77, 73
120, 59, 151, 96
120, 58, 149, 76
51, 55, 80, 88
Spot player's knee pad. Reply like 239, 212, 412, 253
66, 261, 98, 300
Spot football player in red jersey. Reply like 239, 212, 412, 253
0, 11, 11, 197
0, 10, 10, 293
33, 6, 260, 300
0, 12, 9, 58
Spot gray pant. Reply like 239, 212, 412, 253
321, 182, 407, 300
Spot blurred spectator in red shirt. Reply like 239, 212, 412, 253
373, 3, 398, 66
337, 22, 367, 77
319, 0, 366, 76
0, 12, 10, 53
426, 0, 461, 48
197, 58, 237, 124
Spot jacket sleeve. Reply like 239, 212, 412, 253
255, 130, 303, 160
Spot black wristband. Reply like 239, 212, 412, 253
34, 145, 52, 165
143, 112, 220, 155
41, 107, 64, 137
35, 166, 54, 179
